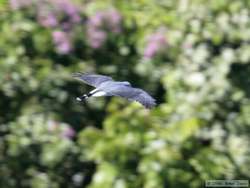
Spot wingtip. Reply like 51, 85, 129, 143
145, 101, 157, 109
72, 72, 83, 78
72, 72, 95, 78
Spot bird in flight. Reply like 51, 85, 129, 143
72, 73, 156, 109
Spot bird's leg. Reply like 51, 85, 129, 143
76, 94, 90, 101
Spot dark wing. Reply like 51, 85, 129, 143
72, 73, 113, 87
105, 85, 156, 109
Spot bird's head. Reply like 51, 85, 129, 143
121, 81, 131, 86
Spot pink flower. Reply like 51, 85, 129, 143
53, 0, 81, 23
143, 30, 167, 59
38, 12, 58, 28
36, 0, 81, 29
144, 43, 161, 59
88, 12, 104, 27
62, 126, 75, 139
52, 31, 72, 54
107, 10, 122, 33
87, 29, 107, 49
86, 9, 122, 48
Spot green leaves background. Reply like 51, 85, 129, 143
0, 0, 250, 187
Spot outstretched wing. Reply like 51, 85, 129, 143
104, 85, 156, 109
131, 88, 156, 109
72, 73, 113, 87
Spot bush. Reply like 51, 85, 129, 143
0, 0, 250, 187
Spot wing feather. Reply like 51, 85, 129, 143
72, 73, 113, 87
103, 85, 156, 108
132, 89, 156, 109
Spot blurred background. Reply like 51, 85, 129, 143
0, 0, 250, 187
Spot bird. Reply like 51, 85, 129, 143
72, 73, 156, 109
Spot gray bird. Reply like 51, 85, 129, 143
72, 73, 156, 109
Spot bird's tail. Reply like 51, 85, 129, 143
76, 93, 90, 101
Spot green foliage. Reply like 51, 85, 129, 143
0, 0, 250, 187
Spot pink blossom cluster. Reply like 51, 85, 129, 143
10, 0, 81, 28
36, 0, 82, 54
10, 0, 81, 54
86, 9, 122, 48
52, 31, 72, 54
144, 30, 168, 59
37, 0, 81, 29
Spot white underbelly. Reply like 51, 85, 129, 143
92, 90, 107, 97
